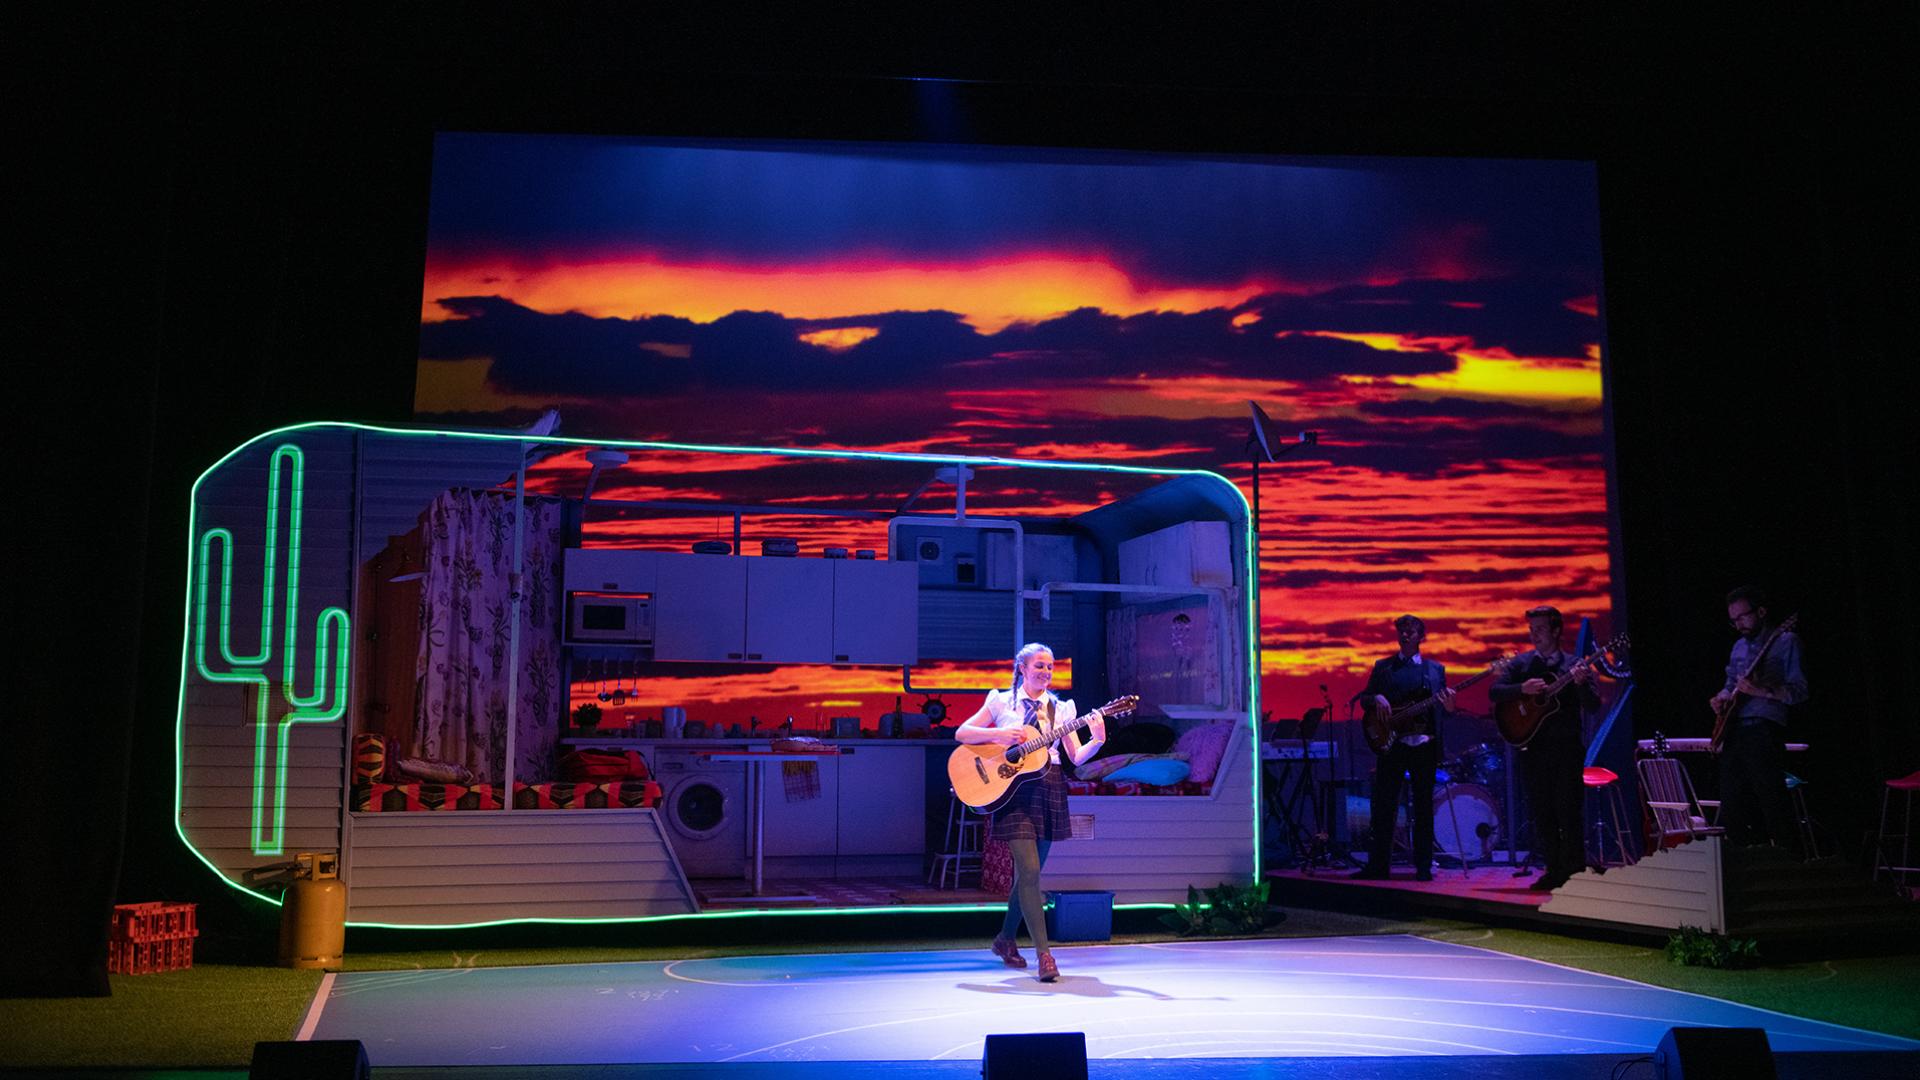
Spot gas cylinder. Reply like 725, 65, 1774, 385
278, 851, 346, 969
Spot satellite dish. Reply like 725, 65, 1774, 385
1247, 400, 1279, 464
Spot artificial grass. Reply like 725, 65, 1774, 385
3, 908, 1913, 1069
0, 964, 321, 1070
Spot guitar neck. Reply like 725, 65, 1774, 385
1542, 648, 1600, 696
1022, 708, 1096, 754
1386, 663, 1499, 722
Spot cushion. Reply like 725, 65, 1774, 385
511, 780, 663, 810
559, 749, 649, 782
1104, 756, 1192, 786
393, 756, 476, 785
353, 782, 502, 812
1077, 752, 1182, 782
352, 733, 387, 783
1173, 722, 1234, 786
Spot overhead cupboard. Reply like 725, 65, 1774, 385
563, 549, 918, 665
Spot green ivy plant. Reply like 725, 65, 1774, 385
572, 703, 603, 730
1664, 925, 1760, 969
1159, 881, 1283, 936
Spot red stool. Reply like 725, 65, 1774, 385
1873, 770, 1920, 897
1582, 766, 1637, 868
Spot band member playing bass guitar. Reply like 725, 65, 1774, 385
955, 642, 1106, 982
1709, 586, 1807, 852
1353, 615, 1455, 882
1488, 606, 1599, 891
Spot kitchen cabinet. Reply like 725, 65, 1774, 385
756, 753, 840, 857
831, 559, 918, 664
835, 746, 926, 855
652, 555, 747, 661
746, 557, 834, 663
578, 550, 917, 666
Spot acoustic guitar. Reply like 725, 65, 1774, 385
1361, 656, 1510, 755
948, 695, 1139, 813
1709, 614, 1798, 754
1494, 633, 1628, 746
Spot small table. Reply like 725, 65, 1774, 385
699, 750, 841, 901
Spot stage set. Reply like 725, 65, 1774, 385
13, 10, 1919, 1080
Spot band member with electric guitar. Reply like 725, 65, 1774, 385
1353, 615, 1455, 882
954, 642, 1107, 982
1489, 606, 1601, 891
1709, 586, 1806, 852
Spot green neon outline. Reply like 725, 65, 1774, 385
177, 421, 1258, 920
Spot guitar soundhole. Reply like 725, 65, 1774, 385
1005, 747, 1024, 766
997, 763, 1019, 779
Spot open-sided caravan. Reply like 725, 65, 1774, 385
177, 423, 1257, 926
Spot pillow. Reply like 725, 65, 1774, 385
393, 756, 475, 785
1076, 752, 1175, 782
1174, 722, 1234, 786
1105, 755, 1192, 786
559, 749, 649, 782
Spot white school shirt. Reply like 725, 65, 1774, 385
981, 688, 1079, 765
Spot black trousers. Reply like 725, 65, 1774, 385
1521, 723, 1586, 879
1368, 741, 1438, 871
1719, 720, 1799, 852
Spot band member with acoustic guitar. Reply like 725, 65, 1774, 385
1353, 615, 1455, 882
956, 642, 1106, 982
1710, 586, 1807, 851
1489, 605, 1599, 891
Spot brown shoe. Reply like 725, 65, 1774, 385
990, 937, 1027, 969
1035, 949, 1059, 982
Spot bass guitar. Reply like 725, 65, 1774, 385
1709, 614, 1798, 754
1494, 633, 1629, 747
948, 695, 1139, 813
1361, 656, 1510, 755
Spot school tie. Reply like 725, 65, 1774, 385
1022, 696, 1040, 728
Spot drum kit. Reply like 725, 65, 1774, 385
1318, 741, 1518, 872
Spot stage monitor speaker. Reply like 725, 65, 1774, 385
1653, 1026, 1776, 1080
982, 1031, 1088, 1080
249, 1039, 370, 1079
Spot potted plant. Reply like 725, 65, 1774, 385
572, 703, 603, 731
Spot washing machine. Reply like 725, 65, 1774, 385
653, 749, 747, 878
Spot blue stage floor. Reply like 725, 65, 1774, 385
303, 935, 1916, 1068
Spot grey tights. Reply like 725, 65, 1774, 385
997, 837, 1052, 950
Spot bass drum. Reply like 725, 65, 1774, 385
1433, 783, 1501, 862
1343, 786, 1502, 861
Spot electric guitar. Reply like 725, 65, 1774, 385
1361, 656, 1510, 755
948, 695, 1139, 813
1494, 633, 1629, 747
1709, 614, 1798, 754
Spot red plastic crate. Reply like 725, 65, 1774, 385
107, 902, 198, 974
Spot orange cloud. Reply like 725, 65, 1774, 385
421, 250, 1293, 334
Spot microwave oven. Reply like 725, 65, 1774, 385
567, 592, 654, 644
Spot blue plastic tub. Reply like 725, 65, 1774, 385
1044, 890, 1114, 942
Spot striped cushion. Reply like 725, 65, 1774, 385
351, 733, 387, 783
352, 782, 503, 812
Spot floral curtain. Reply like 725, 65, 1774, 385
414, 489, 564, 784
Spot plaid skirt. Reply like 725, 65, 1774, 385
991, 764, 1073, 842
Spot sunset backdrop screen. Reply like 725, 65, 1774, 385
414, 133, 1614, 736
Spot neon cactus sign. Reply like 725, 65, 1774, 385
191, 443, 350, 855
